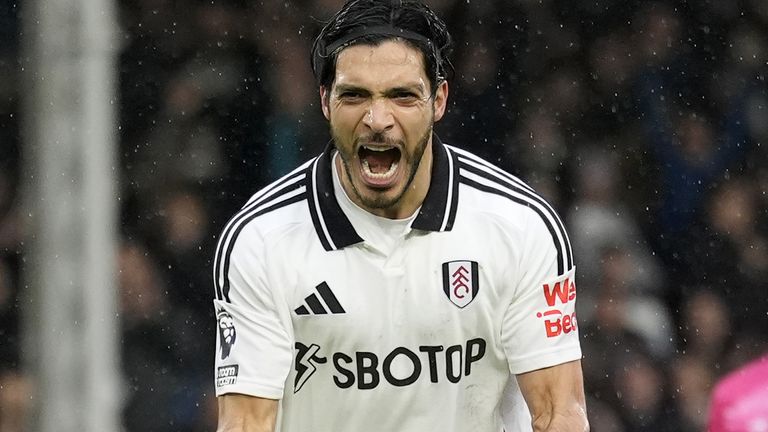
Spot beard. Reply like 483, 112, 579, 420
332, 123, 433, 211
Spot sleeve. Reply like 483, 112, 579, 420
501, 209, 582, 375
213, 227, 293, 399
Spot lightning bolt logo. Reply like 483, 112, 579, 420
294, 342, 327, 393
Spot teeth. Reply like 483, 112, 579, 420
363, 145, 394, 152
362, 160, 398, 179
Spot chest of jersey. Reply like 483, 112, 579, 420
271, 227, 513, 396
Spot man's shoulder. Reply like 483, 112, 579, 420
446, 143, 573, 275
212, 158, 322, 303
447, 144, 555, 216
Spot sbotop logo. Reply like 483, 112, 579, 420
292, 338, 487, 393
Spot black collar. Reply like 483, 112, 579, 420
306, 135, 460, 251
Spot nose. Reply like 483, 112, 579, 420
362, 98, 394, 133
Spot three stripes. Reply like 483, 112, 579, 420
295, 282, 346, 315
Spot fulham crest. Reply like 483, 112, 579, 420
442, 261, 479, 308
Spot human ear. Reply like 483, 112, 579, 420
320, 86, 331, 120
432, 81, 449, 122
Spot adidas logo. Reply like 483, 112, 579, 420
295, 282, 346, 315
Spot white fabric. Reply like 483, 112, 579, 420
213, 147, 582, 432
332, 152, 418, 256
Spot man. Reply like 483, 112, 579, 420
213, 1, 588, 431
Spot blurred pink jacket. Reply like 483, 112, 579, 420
708, 355, 768, 432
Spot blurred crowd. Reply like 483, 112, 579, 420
1, 0, 767, 431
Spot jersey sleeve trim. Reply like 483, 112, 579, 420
215, 377, 285, 399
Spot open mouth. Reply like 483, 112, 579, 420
358, 145, 402, 183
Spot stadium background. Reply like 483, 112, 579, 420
0, 0, 767, 430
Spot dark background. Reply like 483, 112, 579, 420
0, 0, 767, 431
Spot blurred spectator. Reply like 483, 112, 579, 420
686, 178, 768, 334
157, 188, 212, 308
512, 110, 568, 206
679, 290, 732, 365
119, 240, 212, 432
0, 258, 19, 369
580, 250, 649, 405
260, 32, 326, 179
119, 240, 175, 431
586, 396, 626, 432
581, 246, 674, 360
630, 3, 755, 285
155, 187, 217, 376
441, 25, 511, 167
568, 146, 665, 300
670, 355, 715, 432
0, 370, 32, 432
722, 333, 768, 377
636, 96, 749, 244
613, 351, 681, 432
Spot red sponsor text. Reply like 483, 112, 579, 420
538, 276, 577, 338
541, 311, 577, 338
542, 277, 576, 307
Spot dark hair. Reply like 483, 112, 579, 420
311, 0, 453, 94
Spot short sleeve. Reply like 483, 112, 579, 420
501, 210, 582, 375
213, 229, 293, 399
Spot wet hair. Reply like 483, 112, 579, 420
310, 0, 453, 94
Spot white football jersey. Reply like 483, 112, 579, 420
213, 137, 581, 432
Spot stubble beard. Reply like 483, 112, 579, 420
333, 124, 433, 211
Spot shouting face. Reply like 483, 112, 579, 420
321, 40, 448, 218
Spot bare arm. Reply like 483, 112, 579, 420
517, 360, 589, 432
217, 394, 279, 432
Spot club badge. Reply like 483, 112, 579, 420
442, 260, 479, 308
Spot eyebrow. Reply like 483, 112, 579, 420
334, 82, 427, 96
383, 85, 426, 97
334, 84, 371, 95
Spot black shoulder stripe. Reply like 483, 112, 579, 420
214, 169, 309, 302
459, 174, 569, 276
306, 157, 334, 251
443, 146, 461, 231
458, 158, 573, 271
451, 146, 535, 192
411, 136, 458, 233
242, 158, 314, 210
220, 191, 308, 303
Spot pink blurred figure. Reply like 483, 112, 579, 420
708, 355, 768, 432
